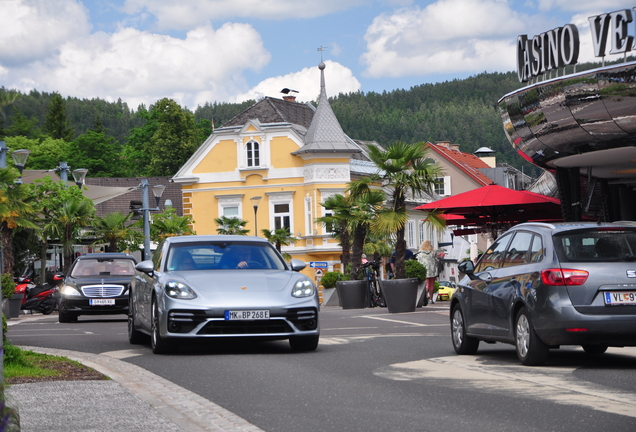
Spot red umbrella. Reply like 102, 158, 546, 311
414, 185, 562, 227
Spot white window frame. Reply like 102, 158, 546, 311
434, 176, 451, 196
267, 192, 294, 233
246, 140, 260, 168
216, 194, 244, 221
407, 220, 416, 249
304, 196, 312, 237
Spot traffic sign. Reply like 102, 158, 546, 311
315, 269, 323, 276
309, 261, 328, 268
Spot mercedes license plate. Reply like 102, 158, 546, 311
224, 310, 270, 320
89, 299, 115, 306
604, 291, 636, 305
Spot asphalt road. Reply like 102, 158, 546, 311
8, 304, 636, 432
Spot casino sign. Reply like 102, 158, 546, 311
499, 7, 636, 222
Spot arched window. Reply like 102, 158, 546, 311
246, 141, 260, 167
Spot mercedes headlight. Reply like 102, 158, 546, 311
164, 281, 197, 299
60, 285, 82, 297
292, 279, 315, 298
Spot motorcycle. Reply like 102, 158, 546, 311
17, 272, 65, 315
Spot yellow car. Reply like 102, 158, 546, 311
436, 281, 457, 301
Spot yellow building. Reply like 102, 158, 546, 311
172, 62, 370, 279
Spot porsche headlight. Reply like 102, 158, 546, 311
292, 279, 315, 298
164, 281, 197, 299
60, 285, 82, 297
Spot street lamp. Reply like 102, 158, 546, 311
250, 196, 262, 237
72, 168, 88, 187
139, 179, 166, 261
56, 162, 88, 187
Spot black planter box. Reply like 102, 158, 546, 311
336, 280, 368, 309
381, 278, 418, 313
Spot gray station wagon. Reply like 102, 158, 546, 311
451, 222, 636, 365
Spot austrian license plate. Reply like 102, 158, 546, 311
89, 299, 115, 306
604, 291, 636, 305
224, 310, 270, 320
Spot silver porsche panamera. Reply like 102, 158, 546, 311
128, 235, 319, 354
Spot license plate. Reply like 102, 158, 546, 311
224, 310, 270, 320
604, 291, 636, 305
89, 299, 115, 306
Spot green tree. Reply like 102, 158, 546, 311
67, 130, 125, 177
47, 196, 95, 272
316, 194, 352, 273
0, 89, 20, 138
261, 227, 298, 254
215, 216, 249, 235
145, 98, 201, 176
90, 212, 137, 252
343, 186, 385, 280
0, 168, 38, 275
362, 142, 441, 279
149, 207, 196, 242
3, 110, 43, 139
5, 136, 69, 170
44, 92, 74, 142
27, 176, 86, 283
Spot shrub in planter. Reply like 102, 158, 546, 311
1, 273, 15, 299
405, 260, 427, 283
320, 271, 341, 289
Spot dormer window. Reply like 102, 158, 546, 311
246, 140, 260, 167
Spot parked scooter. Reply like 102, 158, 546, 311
17, 272, 65, 315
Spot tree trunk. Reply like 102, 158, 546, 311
339, 221, 351, 276
1, 223, 14, 276
39, 240, 48, 284
394, 226, 407, 279
349, 225, 366, 281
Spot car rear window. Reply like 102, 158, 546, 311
553, 229, 636, 262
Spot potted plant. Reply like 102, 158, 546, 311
320, 271, 341, 306
404, 259, 428, 307
2, 273, 18, 318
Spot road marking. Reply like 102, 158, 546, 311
320, 333, 445, 345
358, 315, 447, 327
375, 354, 636, 418
100, 349, 146, 359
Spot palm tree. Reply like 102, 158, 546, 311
48, 197, 95, 272
316, 194, 352, 274
365, 142, 442, 279
261, 227, 298, 253
215, 216, 249, 235
344, 186, 385, 280
150, 207, 196, 241
0, 167, 37, 274
90, 212, 136, 252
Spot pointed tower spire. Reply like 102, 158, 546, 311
293, 62, 360, 155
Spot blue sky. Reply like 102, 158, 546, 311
0, 0, 632, 110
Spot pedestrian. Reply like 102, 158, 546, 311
361, 254, 368, 263
417, 240, 439, 304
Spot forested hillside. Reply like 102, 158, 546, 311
1, 60, 623, 178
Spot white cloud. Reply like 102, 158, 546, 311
231, 60, 361, 103
0, 0, 273, 109
0, 0, 91, 65
361, 0, 528, 78
122, 0, 366, 30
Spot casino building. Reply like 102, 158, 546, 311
498, 8, 636, 222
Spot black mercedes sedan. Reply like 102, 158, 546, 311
451, 222, 636, 366
58, 253, 137, 323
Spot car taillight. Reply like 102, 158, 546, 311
541, 269, 589, 286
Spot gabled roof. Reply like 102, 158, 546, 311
292, 62, 360, 155
223, 97, 315, 130
424, 142, 493, 186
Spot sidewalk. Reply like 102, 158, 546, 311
5, 316, 265, 432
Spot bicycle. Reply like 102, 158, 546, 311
361, 259, 386, 307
